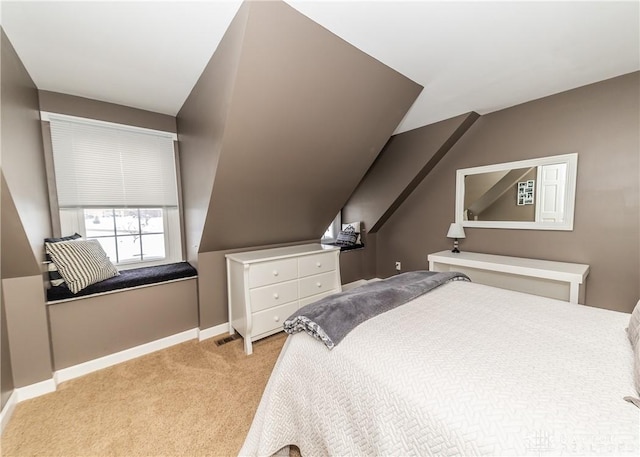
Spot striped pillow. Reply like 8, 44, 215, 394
44, 233, 82, 286
45, 239, 119, 294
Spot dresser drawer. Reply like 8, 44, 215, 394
251, 300, 299, 337
250, 280, 298, 313
249, 258, 297, 288
299, 289, 339, 308
298, 252, 336, 278
299, 271, 339, 299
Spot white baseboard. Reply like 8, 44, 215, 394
0, 377, 58, 435
198, 322, 230, 341
0, 390, 18, 435
54, 328, 198, 384
16, 378, 57, 402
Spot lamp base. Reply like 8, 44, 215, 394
451, 238, 460, 253
451, 247, 460, 253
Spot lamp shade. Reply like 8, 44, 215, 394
446, 223, 466, 239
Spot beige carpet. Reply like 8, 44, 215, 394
1, 332, 287, 457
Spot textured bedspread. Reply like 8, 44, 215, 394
241, 281, 638, 456
284, 270, 469, 348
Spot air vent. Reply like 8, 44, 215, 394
215, 334, 240, 346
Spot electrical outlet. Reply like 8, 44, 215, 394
395, 261, 401, 271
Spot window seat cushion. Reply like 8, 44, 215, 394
322, 242, 365, 252
47, 262, 197, 302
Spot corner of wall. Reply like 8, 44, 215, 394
2, 276, 52, 388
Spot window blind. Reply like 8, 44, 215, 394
48, 115, 178, 208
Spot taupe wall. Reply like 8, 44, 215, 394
0, 178, 51, 388
48, 279, 198, 369
1, 29, 54, 390
339, 234, 378, 285
1, 173, 39, 279
376, 72, 640, 313
343, 112, 479, 234
177, 1, 251, 266
1, 29, 51, 275
2, 276, 53, 387
38, 90, 177, 133
198, 0, 421, 252
339, 112, 478, 282
0, 286, 14, 409
178, 0, 421, 329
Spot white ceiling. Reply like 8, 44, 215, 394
2, 1, 639, 134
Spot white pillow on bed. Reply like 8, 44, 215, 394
628, 300, 640, 348
635, 343, 640, 396
628, 300, 640, 400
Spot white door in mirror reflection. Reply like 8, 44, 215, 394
536, 163, 567, 223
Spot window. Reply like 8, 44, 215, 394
321, 212, 341, 243
45, 113, 182, 268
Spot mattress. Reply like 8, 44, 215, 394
240, 280, 639, 456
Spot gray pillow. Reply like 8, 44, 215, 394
45, 239, 119, 294
342, 222, 362, 244
335, 228, 357, 246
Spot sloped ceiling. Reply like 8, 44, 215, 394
2, 1, 638, 134
178, 0, 422, 253
0, 1, 243, 118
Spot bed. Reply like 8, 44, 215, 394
240, 277, 638, 456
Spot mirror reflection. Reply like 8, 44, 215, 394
455, 153, 577, 230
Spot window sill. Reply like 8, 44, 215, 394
321, 242, 365, 252
46, 262, 197, 304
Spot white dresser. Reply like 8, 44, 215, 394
226, 244, 341, 354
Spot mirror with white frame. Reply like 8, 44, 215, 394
455, 153, 578, 230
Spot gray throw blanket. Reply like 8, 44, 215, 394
284, 270, 470, 349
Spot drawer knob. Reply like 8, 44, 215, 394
273, 293, 279, 299
316, 282, 322, 288
316, 262, 322, 268
274, 315, 280, 322
272, 270, 279, 276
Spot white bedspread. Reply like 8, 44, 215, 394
240, 281, 639, 456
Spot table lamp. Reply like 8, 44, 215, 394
446, 223, 466, 253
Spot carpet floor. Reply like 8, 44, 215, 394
1, 332, 287, 457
